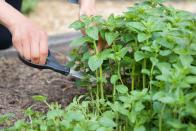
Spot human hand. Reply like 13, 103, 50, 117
79, 0, 96, 17
0, 1, 48, 64
10, 18, 48, 65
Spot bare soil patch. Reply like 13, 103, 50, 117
0, 48, 82, 125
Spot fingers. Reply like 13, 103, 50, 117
30, 32, 48, 65
22, 37, 31, 60
13, 32, 48, 65
39, 32, 48, 65
12, 36, 23, 56
11, 20, 48, 65
30, 34, 40, 64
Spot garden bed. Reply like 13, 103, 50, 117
1, 1, 196, 130
0, 33, 81, 126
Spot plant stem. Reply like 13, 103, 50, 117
149, 65, 154, 91
93, 40, 101, 113
116, 112, 119, 131
159, 89, 172, 131
96, 70, 100, 115
142, 59, 147, 89
118, 62, 124, 85
93, 41, 98, 54
29, 115, 33, 129
112, 84, 116, 102
99, 65, 104, 99
159, 104, 166, 131
132, 62, 135, 91
88, 86, 94, 101
44, 101, 51, 109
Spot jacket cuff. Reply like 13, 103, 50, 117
68, 0, 79, 4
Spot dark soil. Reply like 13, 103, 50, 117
0, 48, 82, 126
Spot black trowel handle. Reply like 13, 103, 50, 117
18, 50, 70, 76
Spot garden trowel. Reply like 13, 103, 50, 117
18, 50, 96, 83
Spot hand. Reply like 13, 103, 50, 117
10, 18, 48, 65
79, 0, 96, 17
0, 1, 48, 64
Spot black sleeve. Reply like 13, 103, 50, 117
5, 0, 22, 11
68, 0, 79, 4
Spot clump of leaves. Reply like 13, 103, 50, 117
3, 0, 196, 130
68, 0, 196, 130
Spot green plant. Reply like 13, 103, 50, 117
68, 0, 196, 130
3, 0, 196, 130
22, 0, 38, 15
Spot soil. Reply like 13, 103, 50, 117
0, 47, 82, 126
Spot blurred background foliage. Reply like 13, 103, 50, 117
21, 0, 196, 15
21, 0, 196, 34
22, 0, 38, 14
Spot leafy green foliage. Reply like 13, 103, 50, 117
22, 0, 38, 15
88, 55, 103, 71
86, 26, 99, 40
4, 0, 196, 130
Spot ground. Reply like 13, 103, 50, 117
0, 46, 84, 126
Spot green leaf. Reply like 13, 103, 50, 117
167, 119, 187, 129
160, 96, 175, 104
141, 69, 150, 76
134, 125, 146, 131
86, 26, 99, 40
134, 51, 145, 62
156, 38, 174, 49
190, 66, 196, 75
127, 22, 146, 31
97, 127, 111, 131
110, 75, 119, 85
150, 57, 159, 66
180, 55, 193, 67
24, 107, 34, 116
88, 55, 103, 71
141, 46, 152, 52
153, 102, 163, 113
66, 111, 85, 121
138, 33, 150, 42
102, 111, 115, 119
69, 20, 85, 30
74, 124, 84, 131
159, 50, 172, 56
157, 62, 171, 75
119, 47, 129, 58
116, 85, 128, 94
47, 109, 64, 119
32, 95, 47, 102
70, 36, 93, 47
40, 125, 47, 131
185, 76, 196, 84
105, 32, 117, 45
153, 92, 175, 104
100, 49, 112, 60
135, 102, 145, 112
99, 117, 116, 128
88, 121, 99, 131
